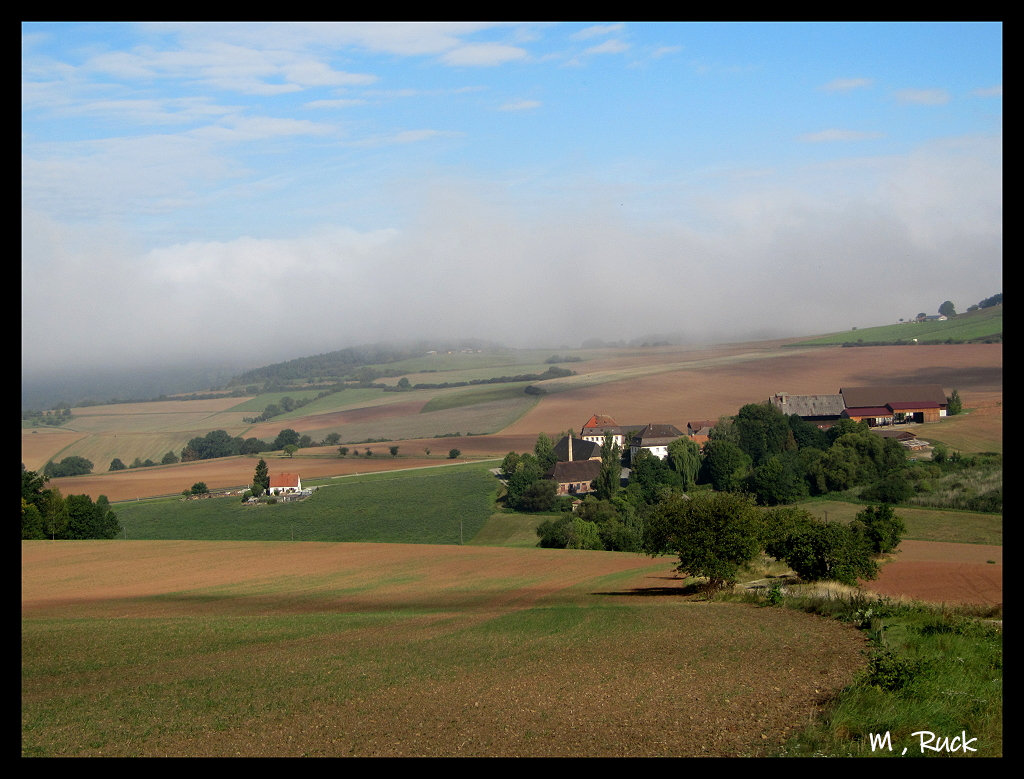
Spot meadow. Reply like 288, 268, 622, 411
116, 463, 500, 544
793, 305, 1002, 346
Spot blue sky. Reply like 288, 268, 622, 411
22, 22, 1002, 377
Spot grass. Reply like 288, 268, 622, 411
795, 500, 1001, 546
419, 382, 536, 413
469, 513, 546, 548
115, 462, 501, 544
792, 306, 1002, 346
741, 590, 1003, 757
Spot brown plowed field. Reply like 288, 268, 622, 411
22, 541, 868, 757
867, 540, 1002, 607
503, 343, 1002, 435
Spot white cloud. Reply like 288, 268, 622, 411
820, 77, 873, 92
571, 24, 625, 40
894, 88, 951, 105
799, 129, 885, 143
499, 99, 541, 112
441, 43, 528, 67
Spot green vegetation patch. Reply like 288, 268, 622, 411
420, 383, 535, 413
796, 500, 1001, 546
115, 463, 500, 544
794, 306, 1002, 346
766, 594, 1002, 757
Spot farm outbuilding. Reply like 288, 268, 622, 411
840, 384, 948, 425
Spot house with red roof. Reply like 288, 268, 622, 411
268, 473, 302, 495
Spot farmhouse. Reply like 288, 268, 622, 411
267, 473, 302, 495
629, 423, 685, 461
840, 384, 948, 425
545, 460, 603, 496
579, 414, 644, 449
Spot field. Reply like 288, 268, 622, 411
22, 336, 1002, 756
30, 341, 1002, 502
22, 540, 869, 757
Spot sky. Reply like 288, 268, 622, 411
22, 21, 1002, 379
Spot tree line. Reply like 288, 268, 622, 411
22, 464, 122, 540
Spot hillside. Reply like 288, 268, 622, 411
31, 339, 1002, 503
791, 304, 1002, 347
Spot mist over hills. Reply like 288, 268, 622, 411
21, 297, 1000, 412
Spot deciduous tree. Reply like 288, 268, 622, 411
643, 491, 762, 592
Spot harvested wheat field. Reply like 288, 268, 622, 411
867, 540, 1002, 607
22, 541, 867, 757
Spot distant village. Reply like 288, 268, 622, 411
543, 383, 949, 497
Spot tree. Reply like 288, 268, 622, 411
397, 377, 411, 390
273, 429, 300, 450
643, 491, 762, 592
516, 479, 558, 512
667, 437, 701, 491
190, 482, 209, 495
699, 439, 751, 492
338, 446, 349, 457
938, 300, 957, 318
64, 494, 121, 539
946, 389, 963, 415
594, 432, 622, 500
161, 450, 180, 465
109, 458, 127, 471
324, 432, 341, 446
252, 458, 270, 497
389, 445, 400, 457
851, 504, 906, 554
448, 448, 461, 459
770, 518, 878, 586
534, 433, 557, 472
500, 451, 522, 478
283, 444, 299, 458
43, 456, 94, 478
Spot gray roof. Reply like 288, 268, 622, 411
553, 436, 601, 461
546, 460, 603, 483
631, 423, 684, 446
770, 393, 846, 418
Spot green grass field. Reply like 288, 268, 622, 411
793, 306, 1002, 346
796, 500, 1001, 546
116, 463, 502, 544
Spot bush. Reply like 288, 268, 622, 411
448, 448, 461, 459
851, 505, 906, 554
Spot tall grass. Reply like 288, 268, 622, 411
737, 587, 1002, 757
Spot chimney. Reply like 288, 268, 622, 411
568, 435, 573, 461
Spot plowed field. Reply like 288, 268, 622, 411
22, 541, 868, 757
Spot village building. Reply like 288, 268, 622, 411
579, 414, 644, 449
686, 420, 717, 445
839, 384, 948, 425
629, 423, 685, 461
553, 435, 602, 462
545, 460, 603, 496
267, 473, 302, 495
769, 392, 846, 427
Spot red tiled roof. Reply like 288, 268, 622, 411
269, 473, 301, 488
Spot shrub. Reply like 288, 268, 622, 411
448, 448, 461, 459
